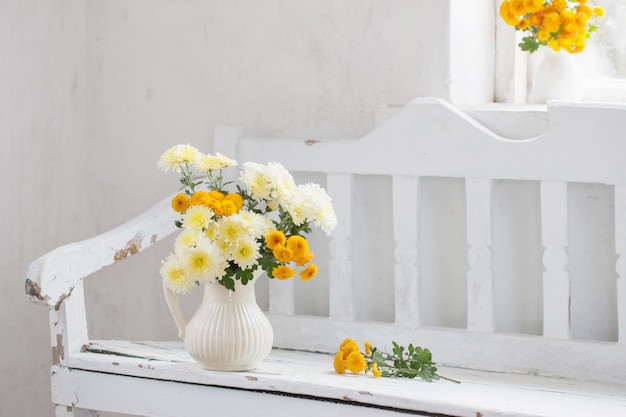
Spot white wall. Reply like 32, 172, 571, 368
1, 1, 89, 416
3, 1, 482, 416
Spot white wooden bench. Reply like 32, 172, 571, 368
26, 98, 626, 417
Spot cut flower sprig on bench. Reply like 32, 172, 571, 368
157, 143, 337, 293
334, 338, 460, 384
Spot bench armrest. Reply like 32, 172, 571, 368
25, 193, 179, 309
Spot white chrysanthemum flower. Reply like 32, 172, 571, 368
284, 183, 337, 235
182, 205, 214, 232
181, 241, 226, 284
316, 201, 338, 235
174, 229, 201, 252
231, 238, 260, 270
193, 152, 237, 172
239, 161, 295, 204
161, 253, 195, 294
215, 214, 247, 244
157, 143, 200, 172
238, 210, 274, 238
204, 222, 218, 240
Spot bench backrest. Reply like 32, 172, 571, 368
214, 97, 626, 385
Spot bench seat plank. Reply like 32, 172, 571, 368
61, 341, 626, 417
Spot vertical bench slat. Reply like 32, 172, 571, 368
465, 178, 494, 332
615, 184, 626, 344
327, 173, 354, 320
540, 181, 571, 339
50, 281, 90, 365
268, 280, 295, 315
392, 176, 420, 326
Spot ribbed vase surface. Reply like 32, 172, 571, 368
184, 278, 273, 371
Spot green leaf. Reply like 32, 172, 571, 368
519, 36, 540, 53
237, 268, 255, 285
220, 276, 235, 291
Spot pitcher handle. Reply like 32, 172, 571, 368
162, 282, 188, 339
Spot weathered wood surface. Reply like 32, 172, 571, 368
25, 192, 179, 309
59, 341, 626, 417
27, 98, 626, 416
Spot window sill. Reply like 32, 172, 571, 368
583, 77, 626, 103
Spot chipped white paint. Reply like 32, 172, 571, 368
55, 343, 626, 417
28, 98, 626, 416
26, 193, 179, 310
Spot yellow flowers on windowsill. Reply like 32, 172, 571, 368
157, 143, 337, 293
333, 338, 459, 383
500, 0, 604, 53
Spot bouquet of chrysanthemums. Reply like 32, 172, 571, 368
157, 144, 337, 293
500, 0, 604, 53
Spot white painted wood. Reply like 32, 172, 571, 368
58, 344, 626, 417
25, 192, 180, 309
235, 99, 626, 184
615, 184, 626, 345
55, 406, 98, 417
27, 98, 626, 416
162, 282, 189, 339
268, 277, 295, 315
52, 365, 426, 417
465, 178, 494, 332
326, 173, 354, 321
49, 281, 89, 367
540, 181, 571, 339
392, 176, 420, 326
267, 314, 626, 385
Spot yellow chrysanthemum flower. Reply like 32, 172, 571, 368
364, 341, 372, 356
273, 245, 294, 263
371, 362, 382, 378
345, 351, 367, 374
208, 190, 225, 201
518, 18, 530, 30
553, 0, 567, 12
224, 193, 244, 211
295, 251, 314, 267
299, 263, 318, 281
191, 190, 210, 207
339, 338, 359, 358
593, 6, 604, 17
333, 352, 347, 374
272, 265, 295, 280
220, 200, 238, 217
499, 0, 604, 54
171, 193, 190, 213
548, 38, 561, 52
265, 230, 286, 250
286, 235, 309, 260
